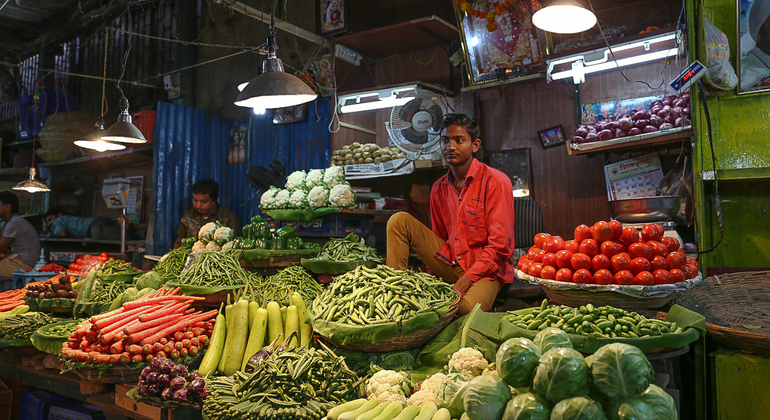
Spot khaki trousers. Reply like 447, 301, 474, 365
0, 255, 32, 277
386, 212, 500, 315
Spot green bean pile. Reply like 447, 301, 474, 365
152, 247, 191, 278
98, 259, 134, 274
90, 281, 130, 302
251, 266, 323, 303
505, 301, 685, 339
316, 233, 383, 263
0, 312, 58, 340
310, 265, 456, 325
177, 251, 254, 287
203, 343, 363, 420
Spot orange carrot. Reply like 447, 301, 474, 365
123, 308, 195, 336
138, 310, 217, 346
93, 305, 154, 330
122, 295, 203, 310
137, 301, 190, 322
126, 317, 179, 344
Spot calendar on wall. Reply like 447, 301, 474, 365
604, 153, 663, 201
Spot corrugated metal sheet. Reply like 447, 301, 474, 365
148, 99, 332, 254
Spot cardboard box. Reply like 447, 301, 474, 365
114, 384, 163, 420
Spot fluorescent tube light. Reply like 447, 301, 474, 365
339, 97, 415, 113
551, 48, 679, 81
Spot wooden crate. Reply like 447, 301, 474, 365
114, 384, 162, 419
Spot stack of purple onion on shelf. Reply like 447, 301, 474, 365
137, 357, 207, 405
572, 91, 691, 145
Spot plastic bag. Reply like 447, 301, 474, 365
703, 18, 739, 90
655, 157, 694, 226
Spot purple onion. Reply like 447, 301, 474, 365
618, 117, 633, 131
188, 378, 206, 394
586, 125, 597, 134
664, 114, 677, 125
628, 127, 642, 136
662, 104, 672, 112
659, 123, 674, 130
649, 115, 663, 128
634, 119, 650, 129
172, 388, 189, 403
651, 100, 663, 108
157, 373, 171, 388
594, 121, 607, 131
605, 121, 619, 131
572, 136, 585, 144
643, 125, 658, 133
657, 109, 670, 118
681, 93, 691, 102
630, 109, 638, 117
682, 107, 690, 116
674, 99, 684, 108
632, 110, 650, 120
619, 113, 630, 119
651, 106, 662, 116
170, 377, 186, 391
574, 126, 588, 137
597, 129, 614, 141
161, 388, 174, 402
585, 133, 599, 142
615, 128, 627, 138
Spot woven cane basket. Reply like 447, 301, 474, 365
673, 270, 770, 355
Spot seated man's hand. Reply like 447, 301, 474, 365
0, 253, 8, 260
452, 275, 473, 297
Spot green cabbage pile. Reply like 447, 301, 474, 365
496, 338, 541, 388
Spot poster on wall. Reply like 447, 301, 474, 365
317, 0, 348, 36
738, 0, 770, 93
604, 153, 663, 201
228, 122, 246, 164
126, 176, 144, 223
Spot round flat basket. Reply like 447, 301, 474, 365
517, 269, 703, 311
321, 296, 460, 353
673, 270, 770, 355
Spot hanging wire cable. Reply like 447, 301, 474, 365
115, 3, 134, 103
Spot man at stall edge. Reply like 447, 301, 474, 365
740, 0, 770, 91
386, 113, 515, 315
173, 179, 241, 248
0, 191, 42, 277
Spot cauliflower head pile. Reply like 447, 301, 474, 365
191, 241, 207, 256
213, 226, 233, 245
448, 347, 489, 378
285, 170, 307, 191
365, 370, 411, 405
407, 372, 447, 407
205, 241, 222, 252
305, 169, 325, 188
198, 222, 218, 243
260, 188, 279, 209
289, 189, 308, 208
329, 183, 357, 208
323, 165, 346, 187
221, 241, 235, 251
274, 189, 291, 208
306, 185, 329, 207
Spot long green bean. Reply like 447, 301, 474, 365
0, 312, 58, 340
98, 260, 134, 274
249, 266, 323, 304
152, 247, 190, 277
316, 233, 383, 263
177, 251, 255, 287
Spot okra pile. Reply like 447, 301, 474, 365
505, 301, 685, 339
251, 266, 324, 303
310, 265, 456, 325
202, 343, 364, 420
0, 312, 58, 340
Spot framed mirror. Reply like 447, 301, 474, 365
738, 0, 770, 93
489, 148, 533, 199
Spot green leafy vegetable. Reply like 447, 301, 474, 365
637, 385, 677, 420
502, 393, 550, 420
533, 327, 573, 353
462, 375, 512, 420
550, 396, 607, 420
496, 338, 541, 388
434, 372, 469, 418
607, 398, 654, 420
590, 343, 653, 399
533, 348, 589, 403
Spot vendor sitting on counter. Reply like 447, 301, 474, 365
173, 179, 240, 248
45, 209, 123, 240
0, 191, 42, 277
386, 113, 515, 316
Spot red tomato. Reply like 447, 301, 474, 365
641, 224, 664, 241
666, 252, 685, 270
628, 243, 653, 260
516, 258, 530, 271
100, 252, 110, 258
611, 253, 630, 272
109, 257, 115, 260
555, 250, 573, 269
76, 258, 85, 265
593, 269, 614, 285
520, 261, 532, 273
647, 241, 668, 257
579, 239, 599, 258
620, 227, 640, 245
629, 257, 652, 276
686, 258, 700, 271
570, 253, 592, 271
529, 262, 544, 278
69, 264, 80, 271
527, 247, 544, 262
555, 268, 573, 282
542, 253, 558, 268
634, 271, 655, 286
544, 236, 566, 253
669, 268, 686, 283
593, 221, 613, 242
650, 255, 668, 271
574, 224, 592, 243
608, 220, 623, 240
660, 237, 681, 253
573, 268, 593, 284
613, 240, 628, 253
518, 255, 529, 262
592, 254, 611, 271
653, 269, 673, 285
534, 233, 552, 249
540, 266, 557, 280
564, 240, 580, 254
680, 264, 695, 279
600, 240, 620, 258
614, 270, 635, 285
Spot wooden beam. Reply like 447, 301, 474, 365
339, 121, 377, 136
226, 1, 330, 49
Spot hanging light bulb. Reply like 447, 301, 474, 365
13, 168, 50, 193
533, 0, 597, 34
74, 117, 127, 152
234, 0, 317, 109
101, 98, 147, 144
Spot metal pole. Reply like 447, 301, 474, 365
121, 208, 127, 254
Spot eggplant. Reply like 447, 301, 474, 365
146, 372, 160, 384
157, 373, 171, 388
627, 127, 642, 136
244, 334, 284, 373
142, 366, 153, 377
170, 364, 188, 378
188, 378, 206, 394
187, 372, 203, 382
160, 359, 174, 374
161, 388, 174, 402
170, 377, 186, 391
197, 388, 208, 402
138, 385, 150, 397
172, 388, 189, 403
150, 357, 165, 372
148, 385, 162, 398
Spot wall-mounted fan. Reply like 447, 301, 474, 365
385, 86, 448, 160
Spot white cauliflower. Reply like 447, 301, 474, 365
260, 188, 279, 209
305, 169, 325, 187
306, 185, 329, 208
285, 170, 307, 191
274, 189, 291, 208
448, 347, 488, 378
329, 183, 356, 207
198, 222, 218, 243
213, 226, 233, 245
289, 189, 308, 208
420, 372, 447, 393
365, 370, 410, 405
407, 389, 435, 407
482, 366, 499, 376
205, 241, 222, 252
323, 165, 346, 187
221, 241, 235, 251
191, 241, 207, 255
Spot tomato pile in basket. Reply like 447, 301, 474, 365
517, 221, 699, 286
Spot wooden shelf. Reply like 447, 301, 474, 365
336, 15, 457, 58
40, 145, 153, 173
700, 167, 770, 181
567, 127, 693, 155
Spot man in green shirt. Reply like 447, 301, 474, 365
173, 179, 240, 248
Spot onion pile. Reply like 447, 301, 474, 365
572, 92, 691, 145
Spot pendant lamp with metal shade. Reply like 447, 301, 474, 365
234, 0, 317, 109
533, 0, 597, 34
13, 168, 50, 193
74, 117, 126, 152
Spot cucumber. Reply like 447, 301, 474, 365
372, 402, 403, 420
338, 399, 378, 420
266, 302, 284, 345
221, 299, 249, 376
241, 307, 268, 371
198, 313, 226, 376
328, 399, 367, 420
413, 402, 437, 420
430, 408, 450, 420
393, 405, 421, 420
355, 403, 386, 420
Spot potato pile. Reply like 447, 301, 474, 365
330, 142, 407, 166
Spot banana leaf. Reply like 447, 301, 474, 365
300, 258, 378, 275
32, 319, 80, 354
0, 338, 32, 348
228, 248, 319, 261
163, 282, 246, 297
265, 207, 339, 221
498, 304, 705, 353
73, 300, 113, 318
97, 271, 144, 283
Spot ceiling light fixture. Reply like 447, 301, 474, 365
234, 0, 317, 109
75, 118, 126, 152
337, 85, 425, 114
13, 168, 50, 193
532, 0, 597, 34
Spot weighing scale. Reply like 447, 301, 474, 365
101, 178, 131, 253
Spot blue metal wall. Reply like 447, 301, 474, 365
148, 99, 332, 255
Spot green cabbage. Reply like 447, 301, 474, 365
434, 372, 469, 418
637, 385, 677, 420
501, 393, 549, 420
533, 327, 573, 353
136, 271, 163, 290
462, 375, 512, 420
550, 396, 607, 420
607, 398, 654, 420
591, 343, 654, 399
533, 348, 589, 403
497, 338, 542, 388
